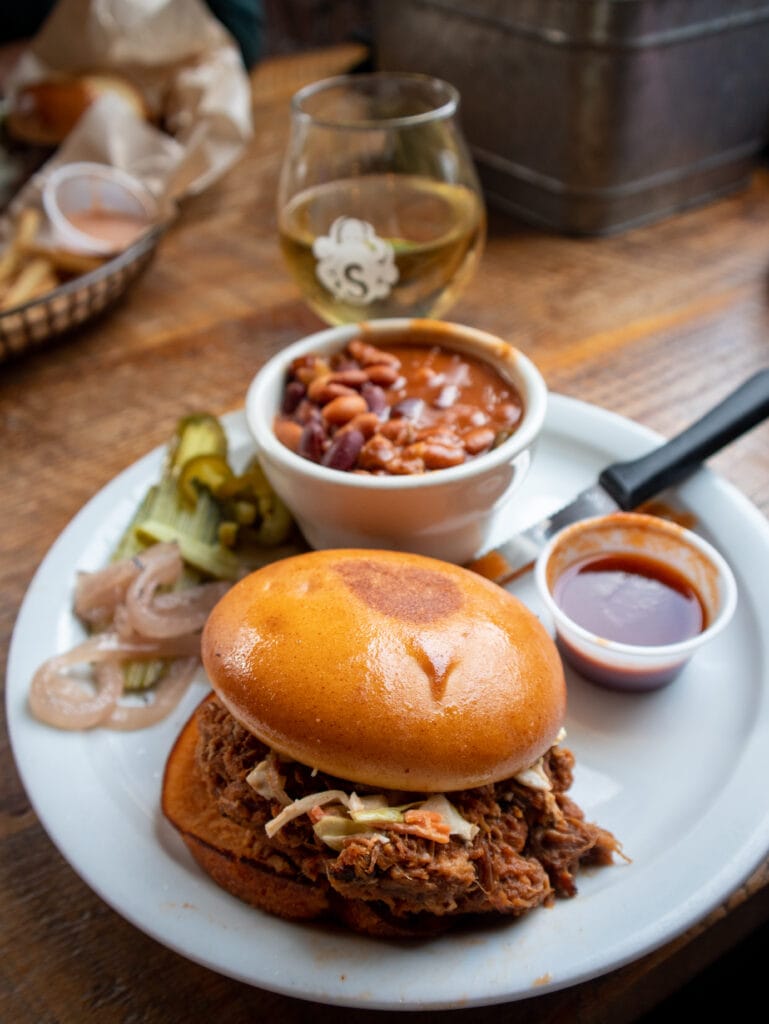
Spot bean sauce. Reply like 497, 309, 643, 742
274, 338, 523, 475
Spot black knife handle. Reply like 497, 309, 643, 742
598, 368, 769, 510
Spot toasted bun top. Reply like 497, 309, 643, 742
7, 74, 148, 146
202, 549, 566, 792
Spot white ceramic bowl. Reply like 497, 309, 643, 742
535, 512, 738, 691
42, 161, 158, 256
245, 318, 548, 564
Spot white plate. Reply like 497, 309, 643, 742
7, 396, 769, 1011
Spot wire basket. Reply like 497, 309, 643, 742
0, 224, 162, 363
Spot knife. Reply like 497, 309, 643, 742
471, 368, 769, 584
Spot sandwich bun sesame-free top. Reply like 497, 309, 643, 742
202, 548, 566, 792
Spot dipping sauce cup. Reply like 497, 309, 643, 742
43, 161, 158, 256
245, 318, 547, 564
535, 512, 738, 691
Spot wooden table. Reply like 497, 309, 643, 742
2, 47, 769, 1023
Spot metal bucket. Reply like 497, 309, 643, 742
374, 0, 769, 234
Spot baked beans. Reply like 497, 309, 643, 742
274, 338, 523, 475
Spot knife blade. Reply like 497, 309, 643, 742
470, 368, 769, 584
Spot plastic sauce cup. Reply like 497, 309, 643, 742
43, 161, 158, 256
534, 512, 738, 692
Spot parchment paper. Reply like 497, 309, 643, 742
3, 0, 254, 233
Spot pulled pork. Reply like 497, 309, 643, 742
196, 696, 620, 925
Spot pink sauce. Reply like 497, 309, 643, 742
67, 208, 148, 250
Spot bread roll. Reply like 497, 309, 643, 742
202, 548, 566, 792
6, 73, 149, 146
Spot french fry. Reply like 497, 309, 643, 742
0, 207, 43, 285
0, 204, 110, 311
0, 204, 116, 312
19, 242, 105, 277
0, 243, 20, 286
0, 257, 56, 310
24, 266, 59, 303
15, 207, 42, 247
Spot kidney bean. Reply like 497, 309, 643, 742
463, 426, 497, 455
339, 411, 381, 439
361, 381, 388, 415
348, 339, 401, 368
379, 418, 414, 445
322, 393, 369, 425
291, 354, 330, 384
358, 434, 397, 471
328, 368, 369, 387
307, 377, 357, 405
322, 428, 365, 471
293, 399, 323, 425
330, 356, 360, 373
281, 380, 306, 415
387, 453, 426, 475
415, 422, 460, 441
407, 440, 466, 470
274, 418, 303, 453
364, 363, 400, 387
299, 420, 327, 462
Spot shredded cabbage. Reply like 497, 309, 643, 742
513, 759, 552, 792
245, 753, 290, 805
312, 815, 389, 851
264, 789, 350, 838
348, 793, 388, 813
348, 801, 420, 825
263, 783, 479, 849
512, 729, 567, 792
258, 731, 569, 845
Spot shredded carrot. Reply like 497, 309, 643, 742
387, 809, 452, 844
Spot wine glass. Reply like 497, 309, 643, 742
277, 72, 486, 325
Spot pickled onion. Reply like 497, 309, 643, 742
123, 543, 229, 639
103, 657, 199, 731
29, 541, 230, 731
28, 632, 203, 730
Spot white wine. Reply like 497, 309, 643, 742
279, 175, 485, 323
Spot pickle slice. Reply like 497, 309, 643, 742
166, 413, 228, 476
178, 453, 234, 507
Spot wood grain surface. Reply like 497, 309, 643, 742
2, 47, 769, 1024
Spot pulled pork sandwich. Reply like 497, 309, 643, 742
162, 548, 621, 937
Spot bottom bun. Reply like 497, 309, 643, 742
162, 702, 330, 921
162, 699, 449, 937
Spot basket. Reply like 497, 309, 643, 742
0, 224, 162, 363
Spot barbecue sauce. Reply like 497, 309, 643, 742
553, 552, 706, 647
